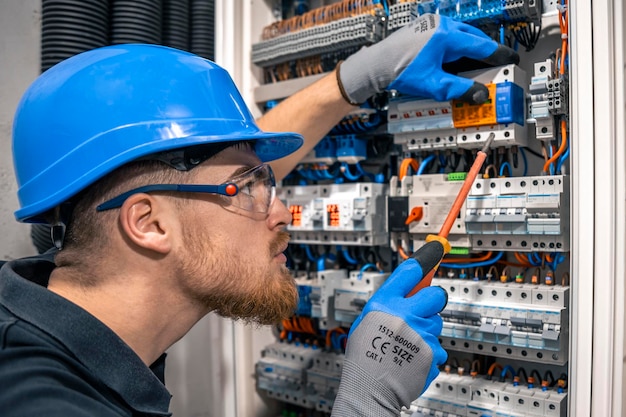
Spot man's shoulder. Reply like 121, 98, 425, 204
0, 315, 134, 416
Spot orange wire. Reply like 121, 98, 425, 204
397, 245, 410, 260
543, 120, 568, 173
325, 327, 346, 348
514, 252, 534, 267
488, 362, 503, 377
559, 0, 569, 75
399, 158, 419, 180
442, 252, 493, 263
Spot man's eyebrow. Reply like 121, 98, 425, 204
227, 165, 257, 180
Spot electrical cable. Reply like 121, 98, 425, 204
444, 251, 504, 269
519, 147, 528, 176
543, 119, 568, 174
499, 161, 512, 177
417, 154, 437, 175
340, 246, 359, 264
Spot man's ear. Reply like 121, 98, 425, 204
118, 194, 175, 254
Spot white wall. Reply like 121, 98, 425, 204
0, 0, 41, 259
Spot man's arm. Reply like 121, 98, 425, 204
258, 70, 355, 182
258, 14, 518, 183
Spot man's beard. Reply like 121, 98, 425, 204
177, 227, 298, 325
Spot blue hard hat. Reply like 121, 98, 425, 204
12, 44, 303, 223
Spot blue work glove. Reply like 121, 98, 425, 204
331, 241, 448, 417
337, 13, 519, 105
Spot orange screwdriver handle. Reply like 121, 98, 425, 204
406, 235, 450, 297
407, 269, 437, 297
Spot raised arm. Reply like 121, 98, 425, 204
258, 70, 355, 182
257, 14, 518, 183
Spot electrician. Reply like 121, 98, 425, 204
0, 14, 517, 417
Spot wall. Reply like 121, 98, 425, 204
0, 0, 41, 259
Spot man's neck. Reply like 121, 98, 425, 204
48, 268, 205, 366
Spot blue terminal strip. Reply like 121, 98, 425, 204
496, 81, 525, 126
336, 134, 368, 162
415, 0, 529, 24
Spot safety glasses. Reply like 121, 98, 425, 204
96, 164, 276, 219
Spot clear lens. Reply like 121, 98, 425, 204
220, 164, 276, 217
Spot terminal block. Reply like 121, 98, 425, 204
433, 278, 569, 365
256, 342, 321, 408
390, 173, 471, 250
280, 183, 388, 246
252, 10, 385, 68
466, 175, 570, 252
529, 59, 568, 141
387, 1, 415, 32
308, 269, 347, 330
403, 372, 567, 417
412, 0, 542, 26
334, 270, 389, 324
278, 185, 325, 232
300, 136, 337, 165
305, 351, 344, 412
388, 64, 528, 151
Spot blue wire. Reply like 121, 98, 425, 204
298, 168, 320, 182
304, 245, 317, 262
500, 25, 505, 44
417, 154, 437, 175
331, 332, 338, 350
499, 162, 512, 177
501, 365, 517, 381
556, 144, 570, 173
526, 252, 542, 267
355, 162, 376, 181
519, 147, 528, 176
341, 162, 362, 181
317, 255, 326, 271
444, 252, 504, 269
336, 334, 347, 349
358, 263, 380, 279
341, 247, 359, 265
548, 142, 556, 175
316, 166, 335, 179
438, 154, 446, 173
549, 252, 566, 271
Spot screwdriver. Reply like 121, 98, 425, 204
406, 132, 495, 297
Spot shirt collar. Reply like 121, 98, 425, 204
0, 253, 172, 415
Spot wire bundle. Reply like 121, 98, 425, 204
111, 0, 163, 45
41, 0, 109, 72
163, 0, 190, 51
261, 0, 383, 40
190, 0, 215, 60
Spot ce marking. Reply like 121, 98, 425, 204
372, 336, 390, 354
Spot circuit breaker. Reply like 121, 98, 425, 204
252, 1, 572, 416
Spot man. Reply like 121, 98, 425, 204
0, 14, 517, 417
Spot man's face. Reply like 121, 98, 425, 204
172, 146, 298, 325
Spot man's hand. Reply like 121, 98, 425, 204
338, 14, 519, 105
331, 241, 448, 416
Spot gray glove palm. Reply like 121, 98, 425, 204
331, 242, 448, 417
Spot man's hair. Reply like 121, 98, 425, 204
53, 141, 253, 281
54, 160, 192, 275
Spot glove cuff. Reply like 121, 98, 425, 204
335, 60, 363, 106
331, 359, 400, 417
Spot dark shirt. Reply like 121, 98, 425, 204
0, 253, 172, 416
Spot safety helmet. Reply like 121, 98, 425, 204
13, 44, 303, 223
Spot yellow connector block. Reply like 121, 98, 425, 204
452, 83, 497, 128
